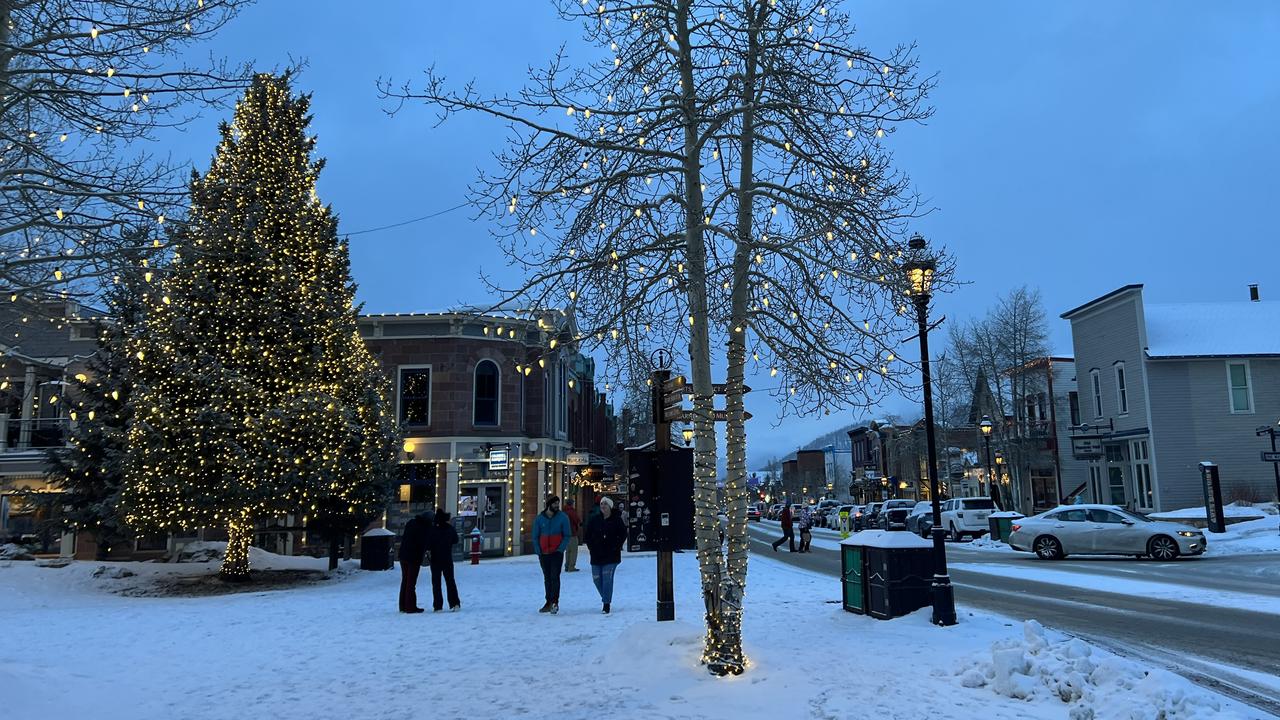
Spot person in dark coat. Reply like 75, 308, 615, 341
398, 511, 432, 613
583, 496, 627, 614
429, 509, 461, 612
771, 505, 796, 552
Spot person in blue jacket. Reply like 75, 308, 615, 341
531, 495, 571, 614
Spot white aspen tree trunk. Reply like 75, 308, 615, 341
714, 0, 763, 676
674, 0, 728, 671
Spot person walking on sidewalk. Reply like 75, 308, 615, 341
584, 496, 627, 614
397, 511, 432, 613
563, 498, 583, 573
771, 504, 796, 552
797, 506, 813, 553
428, 509, 461, 612
532, 495, 570, 614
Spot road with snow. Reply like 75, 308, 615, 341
747, 522, 1280, 717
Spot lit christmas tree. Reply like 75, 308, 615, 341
46, 275, 145, 560
122, 74, 400, 580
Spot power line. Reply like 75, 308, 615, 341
343, 201, 469, 237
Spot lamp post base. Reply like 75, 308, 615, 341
931, 575, 957, 626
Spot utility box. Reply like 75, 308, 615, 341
987, 512, 1024, 543
359, 528, 394, 571
840, 542, 868, 614
626, 447, 695, 552
842, 531, 935, 620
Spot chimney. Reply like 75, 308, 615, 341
1249, 284, 1260, 302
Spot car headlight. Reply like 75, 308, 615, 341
1176, 531, 1197, 538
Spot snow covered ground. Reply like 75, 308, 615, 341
0, 546, 1259, 719
948, 562, 1280, 615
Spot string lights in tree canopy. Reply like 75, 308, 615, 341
121, 73, 400, 580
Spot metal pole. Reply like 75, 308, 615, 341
1272, 429, 1279, 537
918, 298, 957, 627
983, 435, 1000, 510
652, 370, 675, 621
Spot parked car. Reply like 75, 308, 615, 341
912, 510, 934, 539
824, 502, 855, 530
812, 500, 840, 527
860, 502, 885, 531
937, 497, 998, 540
879, 499, 917, 530
1009, 505, 1206, 561
905, 501, 933, 536
747, 506, 762, 522
767, 504, 784, 520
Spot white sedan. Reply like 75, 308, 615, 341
1008, 504, 1206, 561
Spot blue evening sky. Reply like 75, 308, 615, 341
162, 1, 1280, 469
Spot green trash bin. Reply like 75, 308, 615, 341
987, 512, 1024, 543
840, 539, 868, 614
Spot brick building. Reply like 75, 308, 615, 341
360, 309, 616, 556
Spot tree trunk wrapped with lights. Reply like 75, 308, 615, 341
122, 74, 399, 580
384, 0, 940, 675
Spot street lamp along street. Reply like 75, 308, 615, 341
903, 233, 958, 627
978, 415, 1002, 510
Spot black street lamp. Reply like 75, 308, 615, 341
903, 233, 957, 627
978, 415, 1001, 510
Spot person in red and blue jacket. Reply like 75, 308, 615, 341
532, 495, 571, 614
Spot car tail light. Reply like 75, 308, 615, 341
1011, 524, 1021, 533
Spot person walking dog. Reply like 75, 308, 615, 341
584, 496, 627, 614
531, 495, 570, 614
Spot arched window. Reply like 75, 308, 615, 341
474, 360, 500, 426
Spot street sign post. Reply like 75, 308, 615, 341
1262, 451, 1280, 463
1198, 462, 1226, 534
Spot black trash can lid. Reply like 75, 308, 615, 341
362, 527, 395, 537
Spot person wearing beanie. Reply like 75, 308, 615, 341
428, 509, 461, 612
583, 496, 627, 614
531, 495, 571, 614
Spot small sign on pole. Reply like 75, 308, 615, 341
488, 446, 509, 472
1261, 451, 1280, 463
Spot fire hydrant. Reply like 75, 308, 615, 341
470, 527, 482, 565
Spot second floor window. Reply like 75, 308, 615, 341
1068, 391, 1081, 426
1090, 369, 1103, 418
1227, 361, 1252, 413
1114, 363, 1128, 414
474, 360, 499, 426
399, 367, 431, 425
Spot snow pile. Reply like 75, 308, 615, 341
966, 535, 1018, 553
1150, 502, 1269, 521
961, 620, 1243, 719
1205, 515, 1280, 556
0, 543, 35, 561
168, 541, 333, 571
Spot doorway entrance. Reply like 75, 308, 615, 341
1104, 444, 1128, 506
459, 483, 506, 556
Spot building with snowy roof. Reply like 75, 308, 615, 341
1061, 284, 1279, 512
